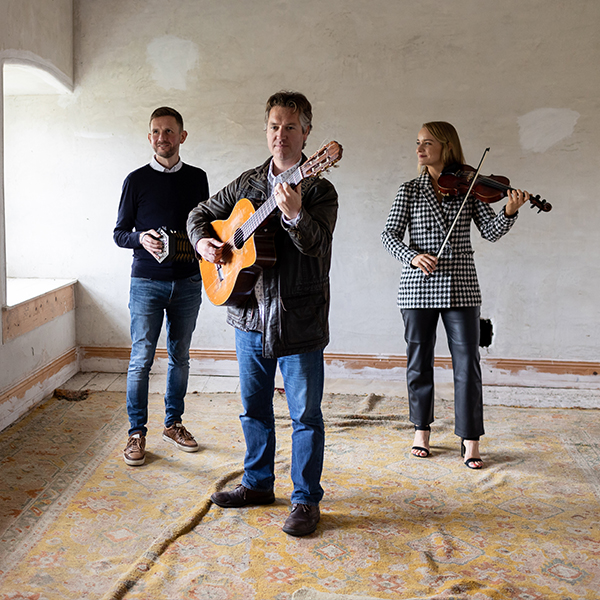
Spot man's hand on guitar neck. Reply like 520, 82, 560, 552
196, 238, 225, 264
274, 182, 302, 221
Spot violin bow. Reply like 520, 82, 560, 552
423, 148, 489, 281
433, 147, 490, 260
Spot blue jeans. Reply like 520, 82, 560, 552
235, 329, 325, 506
126, 275, 202, 435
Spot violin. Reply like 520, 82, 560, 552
438, 164, 552, 213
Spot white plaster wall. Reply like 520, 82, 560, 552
3, 0, 600, 371
0, 0, 73, 85
0, 64, 5, 310
0, 0, 74, 399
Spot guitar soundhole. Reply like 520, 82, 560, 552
233, 228, 245, 250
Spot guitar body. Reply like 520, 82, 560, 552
200, 198, 277, 306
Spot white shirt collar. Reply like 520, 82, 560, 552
150, 156, 183, 173
267, 157, 302, 195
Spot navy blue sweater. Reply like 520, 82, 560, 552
114, 164, 209, 280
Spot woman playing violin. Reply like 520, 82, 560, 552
381, 122, 529, 468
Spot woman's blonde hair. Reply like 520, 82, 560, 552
420, 121, 465, 172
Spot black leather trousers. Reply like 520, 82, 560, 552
401, 307, 484, 439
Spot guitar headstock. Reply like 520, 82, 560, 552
301, 141, 343, 179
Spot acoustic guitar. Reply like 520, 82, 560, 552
200, 141, 343, 306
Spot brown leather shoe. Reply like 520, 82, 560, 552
211, 484, 275, 508
162, 422, 199, 452
282, 503, 320, 536
123, 432, 146, 466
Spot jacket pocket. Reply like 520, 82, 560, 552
279, 293, 328, 349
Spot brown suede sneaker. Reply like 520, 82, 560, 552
123, 432, 146, 466
162, 422, 199, 452
282, 503, 320, 536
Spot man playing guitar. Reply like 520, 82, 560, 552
187, 91, 339, 536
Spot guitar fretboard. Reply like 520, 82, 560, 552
232, 165, 305, 247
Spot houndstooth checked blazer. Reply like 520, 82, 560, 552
381, 171, 518, 309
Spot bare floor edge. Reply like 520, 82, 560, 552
59, 373, 600, 409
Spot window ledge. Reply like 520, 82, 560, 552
3, 278, 77, 343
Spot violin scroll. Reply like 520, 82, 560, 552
528, 194, 552, 213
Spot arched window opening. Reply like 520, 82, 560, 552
2, 62, 74, 343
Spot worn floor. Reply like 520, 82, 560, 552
60, 371, 600, 409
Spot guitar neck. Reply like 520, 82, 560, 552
237, 166, 305, 243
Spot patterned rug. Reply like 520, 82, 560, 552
1, 388, 599, 600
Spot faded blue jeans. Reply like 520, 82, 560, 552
126, 275, 202, 435
235, 329, 325, 506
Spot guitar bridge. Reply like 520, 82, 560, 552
216, 264, 224, 282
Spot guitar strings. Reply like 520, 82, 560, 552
225, 165, 303, 248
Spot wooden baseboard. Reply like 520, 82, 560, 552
80, 347, 239, 362
482, 358, 599, 377
0, 348, 79, 437
79, 346, 600, 377
325, 352, 600, 376
0, 348, 78, 405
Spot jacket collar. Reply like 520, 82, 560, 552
419, 170, 448, 233
249, 154, 308, 196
